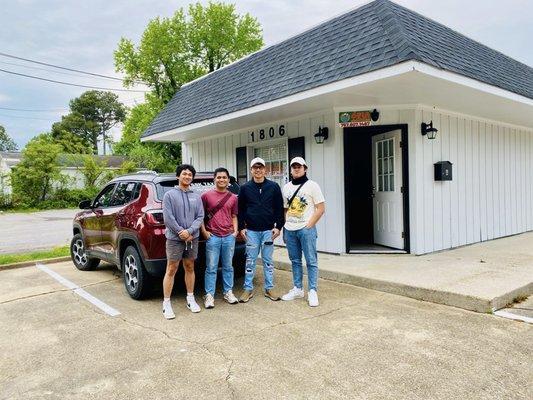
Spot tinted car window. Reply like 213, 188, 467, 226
94, 184, 116, 208
111, 182, 140, 206
156, 178, 239, 200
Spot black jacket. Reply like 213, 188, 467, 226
238, 178, 285, 231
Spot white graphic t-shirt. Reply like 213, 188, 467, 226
282, 179, 325, 231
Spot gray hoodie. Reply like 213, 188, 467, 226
162, 187, 204, 241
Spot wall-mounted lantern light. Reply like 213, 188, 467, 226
421, 121, 438, 139
314, 126, 329, 144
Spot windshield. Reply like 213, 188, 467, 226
155, 178, 239, 200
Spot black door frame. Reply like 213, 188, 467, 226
343, 124, 410, 253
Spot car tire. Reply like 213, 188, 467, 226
71, 233, 100, 271
122, 245, 151, 300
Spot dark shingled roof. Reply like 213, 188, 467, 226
143, 0, 533, 138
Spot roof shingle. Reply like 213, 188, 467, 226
143, 0, 533, 138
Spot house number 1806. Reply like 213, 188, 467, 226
249, 124, 285, 143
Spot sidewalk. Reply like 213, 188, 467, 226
272, 231, 533, 313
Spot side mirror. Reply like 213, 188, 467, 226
79, 199, 92, 209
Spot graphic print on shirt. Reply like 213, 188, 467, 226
287, 195, 308, 219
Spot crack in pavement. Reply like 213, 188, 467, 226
203, 302, 358, 346
0, 277, 121, 305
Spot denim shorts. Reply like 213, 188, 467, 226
165, 238, 199, 261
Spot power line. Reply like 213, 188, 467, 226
0, 68, 149, 93
0, 106, 68, 112
0, 113, 52, 121
0, 97, 145, 113
0, 60, 103, 80
0, 51, 147, 85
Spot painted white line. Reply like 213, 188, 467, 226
493, 310, 533, 324
36, 263, 121, 317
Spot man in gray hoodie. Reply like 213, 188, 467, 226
162, 164, 204, 319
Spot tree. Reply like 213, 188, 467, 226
114, 1, 263, 102
51, 124, 92, 154
76, 155, 107, 188
113, 2, 262, 170
10, 135, 64, 206
188, 2, 263, 72
0, 125, 18, 151
52, 91, 126, 154
113, 94, 180, 172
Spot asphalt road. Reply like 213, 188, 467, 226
0, 209, 78, 254
1, 262, 531, 400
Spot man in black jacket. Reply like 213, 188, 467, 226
238, 157, 284, 302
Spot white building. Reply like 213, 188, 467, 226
142, 0, 533, 255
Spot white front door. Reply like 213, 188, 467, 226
371, 130, 404, 249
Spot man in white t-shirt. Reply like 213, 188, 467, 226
281, 157, 325, 306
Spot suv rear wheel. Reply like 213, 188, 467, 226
123, 245, 151, 300
71, 233, 100, 271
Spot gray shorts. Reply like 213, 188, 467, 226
165, 238, 199, 261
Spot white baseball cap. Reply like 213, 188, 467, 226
250, 157, 266, 167
290, 157, 307, 166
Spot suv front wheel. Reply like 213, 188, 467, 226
71, 233, 100, 271
122, 246, 151, 300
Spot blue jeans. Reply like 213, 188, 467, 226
284, 226, 319, 291
205, 234, 236, 295
243, 230, 275, 290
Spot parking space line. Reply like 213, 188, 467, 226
36, 263, 121, 317
493, 310, 533, 324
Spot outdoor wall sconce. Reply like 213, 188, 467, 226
370, 108, 380, 121
421, 121, 438, 139
314, 126, 329, 144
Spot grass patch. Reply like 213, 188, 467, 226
0, 246, 70, 266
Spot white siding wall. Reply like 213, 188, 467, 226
412, 107, 533, 254
182, 109, 342, 253
182, 105, 533, 255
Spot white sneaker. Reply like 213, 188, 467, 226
187, 296, 201, 313
308, 289, 319, 307
223, 290, 239, 304
281, 286, 304, 301
204, 293, 215, 309
162, 301, 175, 320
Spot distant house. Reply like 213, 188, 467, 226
56, 154, 128, 188
0, 152, 128, 195
142, 0, 533, 255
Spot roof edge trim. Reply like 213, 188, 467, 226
142, 60, 417, 142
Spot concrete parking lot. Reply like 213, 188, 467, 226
1, 261, 531, 400
0, 209, 78, 254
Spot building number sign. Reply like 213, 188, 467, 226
248, 124, 286, 143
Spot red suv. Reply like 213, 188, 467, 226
70, 172, 245, 299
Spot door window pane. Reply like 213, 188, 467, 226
376, 138, 395, 192
111, 182, 140, 206
94, 184, 116, 208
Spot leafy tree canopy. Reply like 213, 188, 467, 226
0, 125, 18, 151
10, 134, 64, 206
114, 1, 263, 103
113, 2, 263, 171
113, 94, 179, 172
52, 90, 126, 154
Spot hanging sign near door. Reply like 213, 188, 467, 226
339, 111, 372, 127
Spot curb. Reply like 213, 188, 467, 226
272, 260, 531, 314
0, 256, 72, 271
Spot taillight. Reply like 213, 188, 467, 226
144, 210, 165, 226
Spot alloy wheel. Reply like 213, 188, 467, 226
72, 239, 88, 267
124, 254, 139, 292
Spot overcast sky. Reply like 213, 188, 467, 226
1, 0, 532, 150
